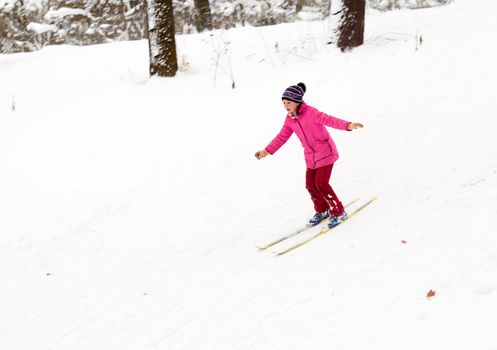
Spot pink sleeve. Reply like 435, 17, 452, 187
265, 120, 294, 154
312, 110, 350, 130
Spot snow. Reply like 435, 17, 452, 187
297, 9, 325, 21
1, 1, 497, 349
44, 7, 94, 22
27, 22, 58, 34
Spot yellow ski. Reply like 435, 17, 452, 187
256, 198, 359, 250
274, 197, 378, 256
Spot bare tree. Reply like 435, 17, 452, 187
337, 0, 365, 51
146, 0, 178, 77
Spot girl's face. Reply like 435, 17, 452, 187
282, 99, 299, 115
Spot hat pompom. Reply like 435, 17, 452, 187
297, 82, 306, 93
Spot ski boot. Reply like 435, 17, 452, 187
328, 211, 348, 228
308, 210, 330, 226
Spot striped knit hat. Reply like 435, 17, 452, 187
281, 82, 306, 103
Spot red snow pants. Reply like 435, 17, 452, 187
305, 164, 344, 217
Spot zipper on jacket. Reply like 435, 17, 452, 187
295, 118, 316, 168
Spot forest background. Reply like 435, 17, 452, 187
1, 0, 450, 54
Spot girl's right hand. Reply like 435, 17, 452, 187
255, 149, 269, 159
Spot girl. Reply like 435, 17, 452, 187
255, 83, 363, 228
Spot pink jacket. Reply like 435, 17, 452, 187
265, 103, 350, 169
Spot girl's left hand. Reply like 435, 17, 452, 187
348, 122, 364, 130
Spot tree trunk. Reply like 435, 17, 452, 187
327, 0, 343, 45
337, 0, 365, 52
146, 0, 178, 77
296, 0, 305, 13
193, 0, 212, 32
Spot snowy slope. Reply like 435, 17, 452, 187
1, 1, 497, 349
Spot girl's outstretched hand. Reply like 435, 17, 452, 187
348, 122, 364, 131
255, 149, 269, 159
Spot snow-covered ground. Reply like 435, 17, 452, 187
1, 1, 497, 349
